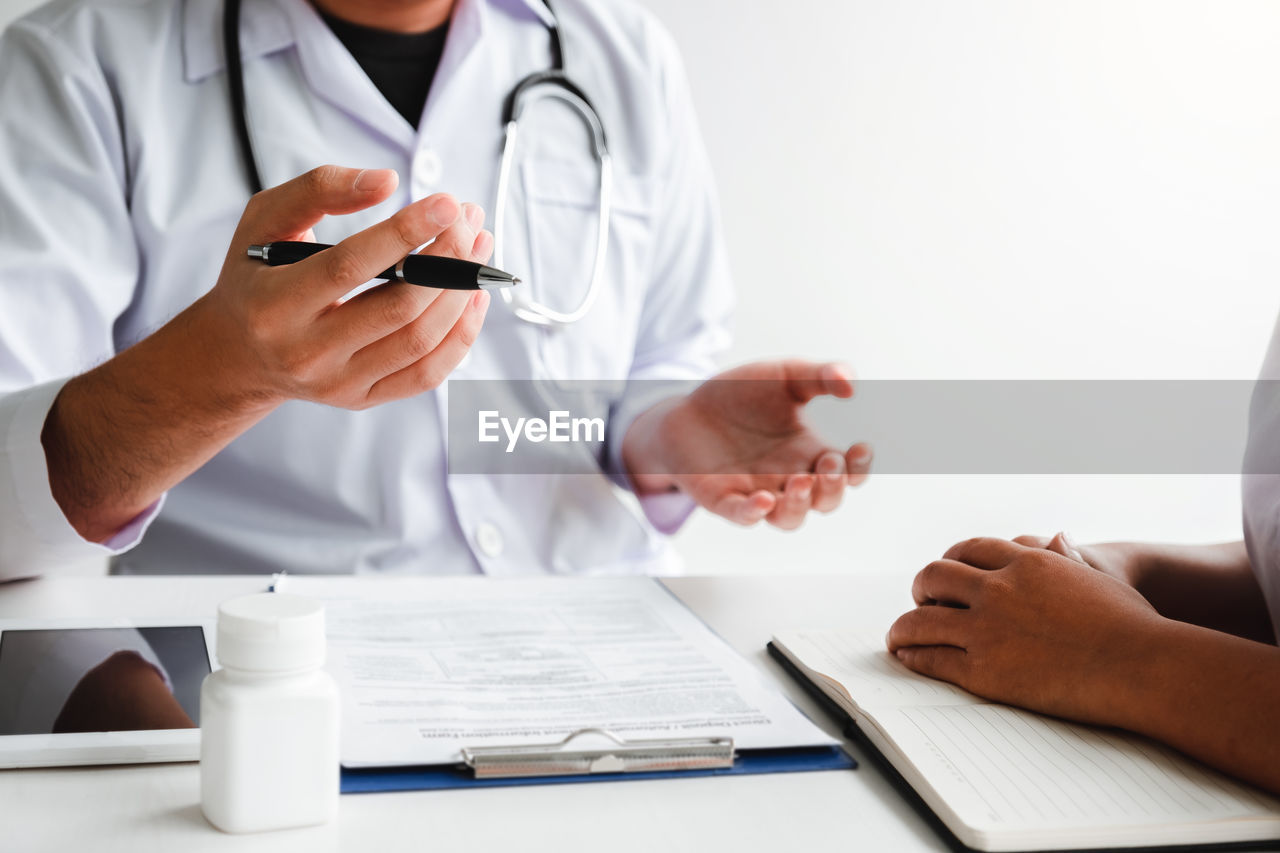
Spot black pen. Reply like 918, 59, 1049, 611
246, 241, 520, 290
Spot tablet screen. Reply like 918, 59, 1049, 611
0, 627, 210, 735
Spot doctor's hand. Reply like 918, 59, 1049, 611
195, 165, 492, 409
621, 360, 872, 529
42, 165, 493, 543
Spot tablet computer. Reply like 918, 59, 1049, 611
0, 618, 217, 768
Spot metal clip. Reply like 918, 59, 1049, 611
460, 728, 736, 779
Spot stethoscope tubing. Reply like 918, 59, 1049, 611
224, 0, 611, 327
493, 85, 613, 327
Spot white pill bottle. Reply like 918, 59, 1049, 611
200, 593, 340, 833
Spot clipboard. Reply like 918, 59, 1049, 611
272, 574, 856, 794
341, 725, 853, 793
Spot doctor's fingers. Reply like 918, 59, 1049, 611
809, 452, 847, 513
419, 202, 489, 262
845, 443, 872, 487
322, 226, 492, 353
765, 474, 816, 530
233, 166, 400, 250
706, 489, 775, 526
286, 193, 464, 310
345, 289, 472, 384
360, 291, 491, 408
779, 360, 855, 404
810, 443, 873, 513
811, 443, 870, 512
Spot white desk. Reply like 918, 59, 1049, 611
0, 573, 942, 853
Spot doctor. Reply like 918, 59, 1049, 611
0, 0, 870, 578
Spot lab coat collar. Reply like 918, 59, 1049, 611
182, 0, 293, 84
181, 0, 554, 84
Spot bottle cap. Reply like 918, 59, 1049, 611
215, 593, 326, 673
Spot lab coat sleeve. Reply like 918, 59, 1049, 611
0, 20, 164, 579
603, 19, 736, 532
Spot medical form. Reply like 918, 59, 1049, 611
276, 576, 835, 768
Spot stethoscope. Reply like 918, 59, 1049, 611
223, 0, 612, 327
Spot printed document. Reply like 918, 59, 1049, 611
282, 576, 834, 767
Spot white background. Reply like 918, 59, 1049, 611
3, 0, 1279, 576
644, 0, 1280, 576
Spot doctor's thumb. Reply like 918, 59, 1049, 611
240, 165, 400, 244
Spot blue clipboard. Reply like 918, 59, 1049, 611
319, 578, 855, 794
341, 744, 854, 793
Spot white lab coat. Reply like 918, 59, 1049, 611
0, 0, 734, 578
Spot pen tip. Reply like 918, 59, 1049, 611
512, 277, 522, 285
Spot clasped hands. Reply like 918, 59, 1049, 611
887, 533, 1167, 731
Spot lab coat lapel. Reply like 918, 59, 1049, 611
181, 0, 294, 83
421, 1, 484, 460
275, 0, 417, 153
417, 0, 489, 138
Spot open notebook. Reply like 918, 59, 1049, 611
770, 629, 1280, 852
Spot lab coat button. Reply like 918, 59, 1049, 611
413, 149, 443, 188
475, 522, 504, 557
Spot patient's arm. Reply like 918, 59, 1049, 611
1016, 536, 1275, 644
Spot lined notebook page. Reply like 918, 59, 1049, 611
774, 628, 1280, 843
877, 704, 1280, 831
774, 629, 980, 708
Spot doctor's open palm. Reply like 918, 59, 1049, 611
623, 361, 872, 529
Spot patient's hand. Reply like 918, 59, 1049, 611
885, 537, 1167, 730
1011, 531, 1138, 583
622, 360, 872, 529
53, 650, 195, 733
